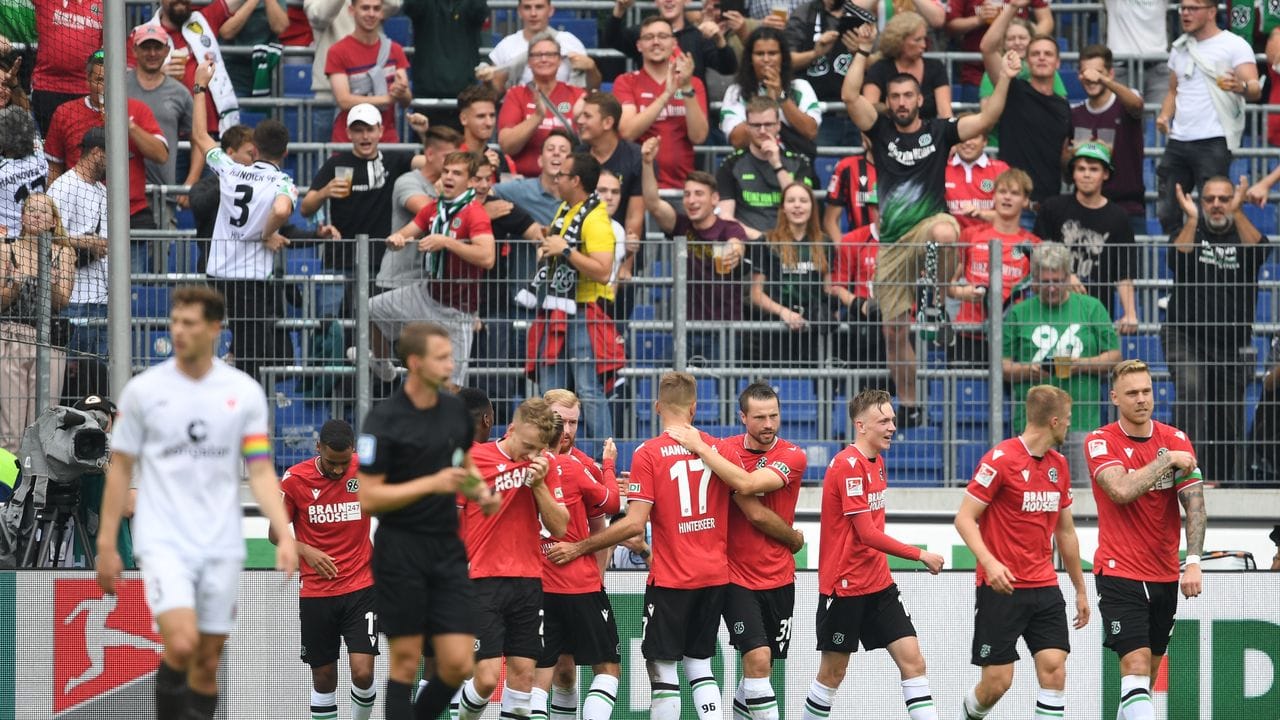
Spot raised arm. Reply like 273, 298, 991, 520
959, 49, 1020, 141
839, 24, 880, 132
640, 137, 678, 232
190, 61, 218, 158
1093, 450, 1197, 505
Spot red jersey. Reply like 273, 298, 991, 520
1086, 422, 1203, 583
408, 198, 493, 314
280, 455, 374, 598
819, 444, 894, 597
325, 34, 410, 143
627, 431, 730, 589
32, 0, 102, 95
826, 155, 878, 230
497, 82, 586, 177
279, 5, 314, 47
830, 225, 879, 300
540, 453, 621, 594
44, 97, 166, 215
945, 155, 1010, 231
612, 70, 707, 189
718, 435, 806, 590
954, 224, 1038, 328
965, 437, 1072, 589
462, 441, 566, 580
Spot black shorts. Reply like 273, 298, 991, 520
371, 528, 475, 639
539, 591, 621, 668
299, 586, 380, 666
473, 577, 544, 661
642, 584, 727, 661
971, 585, 1069, 666
1097, 574, 1179, 658
724, 583, 795, 659
815, 584, 917, 653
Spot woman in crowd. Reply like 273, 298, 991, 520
497, 31, 586, 178
747, 182, 834, 366
0, 193, 76, 452
721, 26, 822, 159
862, 11, 951, 120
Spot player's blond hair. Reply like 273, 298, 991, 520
1110, 358, 1151, 385
848, 388, 892, 426
1025, 385, 1072, 427
657, 371, 697, 412
513, 397, 561, 446
543, 388, 580, 409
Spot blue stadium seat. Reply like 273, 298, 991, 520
131, 285, 171, 318
956, 442, 988, 481
174, 208, 196, 231
285, 247, 323, 276
281, 63, 313, 98
1122, 334, 1166, 373
801, 442, 843, 483
614, 440, 643, 474
739, 378, 819, 423
281, 107, 304, 144
1153, 381, 1174, 423
1258, 290, 1275, 326
831, 395, 848, 442
239, 110, 267, 128
955, 378, 990, 425
274, 399, 328, 469
1059, 69, 1085, 103
815, 156, 839, 189
781, 422, 819, 442
384, 15, 413, 46
697, 424, 740, 440
600, 81, 613, 94
634, 377, 657, 422
887, 426, 944, 485
633, 331, 672, 367
166, 242, 200, 273
694, 377, 720, 423
1254, 335, 1273, 375
630, 303, 656, 321
139, 330, 174, 365
551, 17, 598, 48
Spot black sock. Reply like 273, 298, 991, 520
183, 689, 217, 720
385, 679, 415, 720
414, 675, 461, 720
155, 662, 188, 720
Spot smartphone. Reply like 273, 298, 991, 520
719, 0, 745, 15
837, 1, 877, 34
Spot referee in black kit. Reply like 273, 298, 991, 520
356, 322, 498, 720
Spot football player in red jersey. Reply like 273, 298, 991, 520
1086, 360, 1205, 720
454, 398, 568, 720
802, 388, 945, 720
664, 382, 805, 720
953, 386, 1090, 720
274, 419, 378, 720
535, 389, 624, 720
548, 372, 783, 720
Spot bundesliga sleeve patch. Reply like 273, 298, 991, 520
974, 463, 997, 488
846, 476, 863, 496
356, 434, 377, 465
1088, 439, 1108, 458
628, 482, 642, 494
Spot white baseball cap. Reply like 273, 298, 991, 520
346, 103, 382, 128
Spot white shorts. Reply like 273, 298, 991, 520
138, 550, 242, 635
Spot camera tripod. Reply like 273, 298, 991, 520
17, 481, 94, 569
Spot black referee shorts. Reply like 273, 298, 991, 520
370, 527, 475, 639
1097, 573, 1179, 658
539, 590, 621, 668
971, 584, 1069, 666
724, 583, 795, 659
815, 584, 916, 653
299, 586, 380, 667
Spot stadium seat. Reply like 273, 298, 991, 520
1059, 68, 1085, 103
384, 15, 413, 46
1257, 290, 1274, 326
782, 421, 819, 442
633, 331, 673, 367
956, 441, 988, 481
139, 330, 174, 365
814, 156, 839, 189
831, 395, 848, 442
281, 107, 304, 144
273, 398, 328, 469
630, 303, 656, 322
174, 208, 196, 231
694, 377, 720, 423
613, 440, 642, 474
551, 17, 598, 48
801, 442, 842, 483
281, 63, 313, 98
131, 285, 171, 319
634, 377, 657, 422
739, 378, 819, 423
1153, 381, 1174, 423
1122, 334, 1166, 373
887, 426, 944, 485
285, 247, 323, 276
239, 110, 267, 128
1253, 335, 1273, 375
166, 242, 201, 273
955, 378, 990, 425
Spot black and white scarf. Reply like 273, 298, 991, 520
515, 193, 600, 315
423, 188, 475, 278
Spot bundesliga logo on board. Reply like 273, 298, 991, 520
53, 579, 163, 714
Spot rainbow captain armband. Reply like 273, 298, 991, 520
242, 434, 272, 463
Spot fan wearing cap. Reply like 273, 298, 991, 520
70, 395, 137, 571
326, 0, 411, 144
1033, 141, 1140, 334
127, 24, 196, 229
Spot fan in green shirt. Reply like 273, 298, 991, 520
0, 0, 34, 45
1002, 242, 1121, 434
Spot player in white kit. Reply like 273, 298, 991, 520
96, 285, 298, 720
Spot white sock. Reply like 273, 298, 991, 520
531, 687, 549, 720
502, 684, 533, 718
802, 680, 836, 720
550, 683, 577, 720
1119, 675, 1154, 720
683, 656, 722, 720
733, 681, 751, 720
582, 674, 618, 720
741, 676, 778, 720
416, 678, 430, 703
958, 689, 991, 720
650, 660, 681, 720
1035, 688, 1065, 719
455, 679, 490, 720
310, 689, 337, 720
350, 682, 376, 720
901, 676, 938, 720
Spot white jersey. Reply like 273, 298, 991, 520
112, 358, 271, 561
206, 147, 297, 279
48, 170, 108, 305
0, 149, 49, 236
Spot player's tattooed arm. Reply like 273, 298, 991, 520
733, 493, 804, 553
1178, 485, 1207, 557
1094, 450, 1196, 504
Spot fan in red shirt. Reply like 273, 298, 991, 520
947, 167, 1039, 366
31, 0, 103, 135
454, 399, 568, 720
821, 150, 878, 245
669, 382, 805, 720
945, 131, 1010, 231
324, 0, 412, 144
496, 34, 586, 178
534, 389, 623, 720
45, 55, 168, 226
1085, 359, 1205, 720
803, 389, 945, 720
274, 420, 378, 720
953, 385, 1089, 720
547, 372, 766, 720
